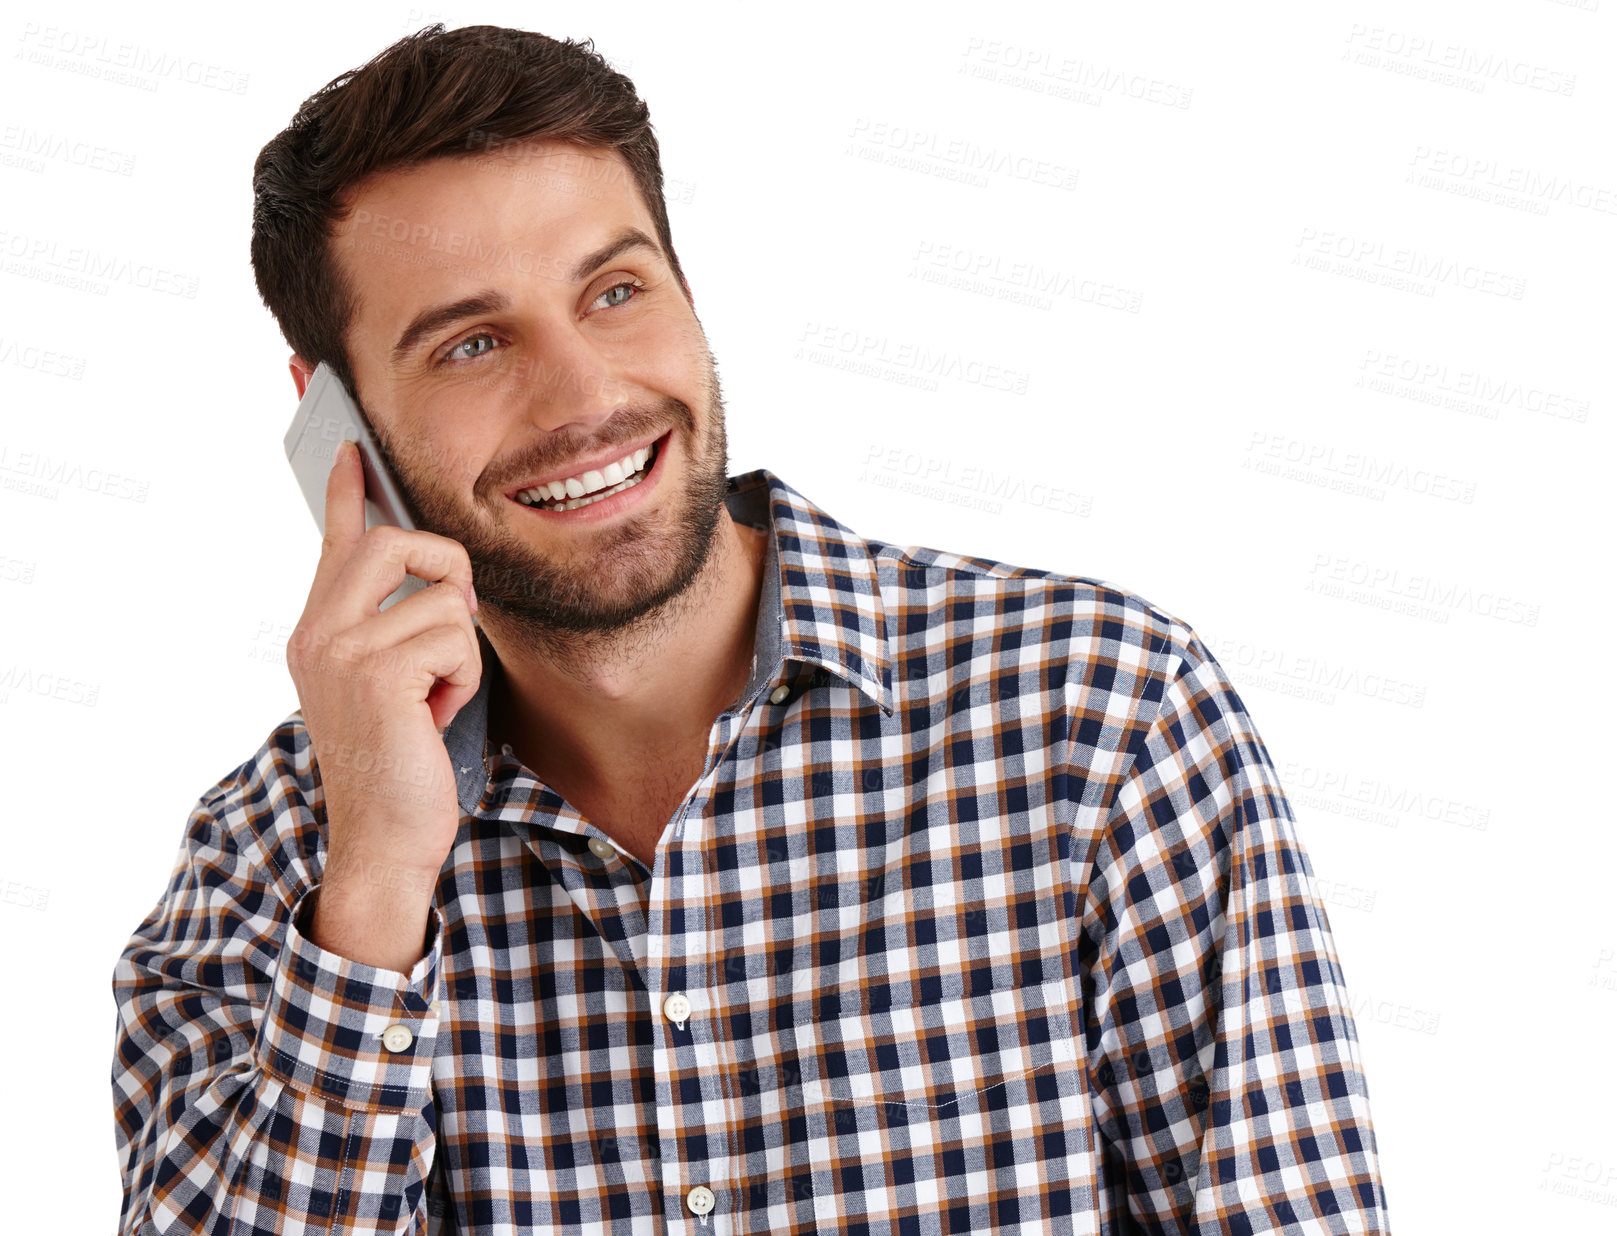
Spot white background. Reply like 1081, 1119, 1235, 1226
2, 0, 1613, 1230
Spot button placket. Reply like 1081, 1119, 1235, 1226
651, 843, 734, 1229
648, 704, 758, 1229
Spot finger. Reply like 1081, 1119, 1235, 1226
425, 668, 482, 732
327, 581, 479, 671
322, 438, 368, 561
375, 627, 482, 729
328, 528, 478, 630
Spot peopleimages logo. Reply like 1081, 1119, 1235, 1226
0, 337, 86, 379
861, 443, 1091, 518
847, 118, 1079, 191
0, 230, 199, 298
1294, 228, 1526, 299
16, 23, 250, 94
1244, 431, 1478, 504
1343, 24, 1576, 96
0, 125, 135, 175
960, 37, 1195, 110
0, 444, 150, 503
796, 323, 1031, 395
1355, 349, 1591, 423
1280, 761, 1489, 831
1210, 637, 1430, 709
910, 241, 1144, 314
1306, 554, 1541, 627
1406, 146, 1616, 216
0, 665, 100, 707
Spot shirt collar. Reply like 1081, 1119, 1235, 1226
443, 466, 895, 815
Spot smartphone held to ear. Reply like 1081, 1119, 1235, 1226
283, 362, 428, 610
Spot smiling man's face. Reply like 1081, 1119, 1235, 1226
331, 140, 732, 639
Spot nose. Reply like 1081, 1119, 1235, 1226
510, 320, 631, 436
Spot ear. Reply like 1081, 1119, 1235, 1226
289, 353, 315, 399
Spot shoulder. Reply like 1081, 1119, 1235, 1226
869, 534, 1208, 689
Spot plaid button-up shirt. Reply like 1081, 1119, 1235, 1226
113, 467, 1390, 1235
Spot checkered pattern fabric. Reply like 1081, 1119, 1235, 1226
113, 467, 1389, 1234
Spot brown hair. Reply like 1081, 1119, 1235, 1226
250, 23, 684, 395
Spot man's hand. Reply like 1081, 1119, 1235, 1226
286, 439, 481, 970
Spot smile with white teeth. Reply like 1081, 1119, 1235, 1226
514, 439, 659, 512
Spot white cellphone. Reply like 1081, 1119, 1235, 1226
283, 362, 427, 610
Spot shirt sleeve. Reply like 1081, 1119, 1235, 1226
112, 792, 445, 1235
1077, 630, 1390, 1234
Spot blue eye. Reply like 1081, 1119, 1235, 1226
447, 333, 497, 361
593, 281, 640, 310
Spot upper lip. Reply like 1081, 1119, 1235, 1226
503, 431, 665, 500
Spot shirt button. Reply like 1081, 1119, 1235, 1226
769, 685, 790, 704
587, 836, 615, 860
380, 1024, 414, 1052
686, 1185, 715, 1216
429, 1000, 442, 1015
663, 992, 692, 1024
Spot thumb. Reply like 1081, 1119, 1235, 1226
321, 439, 367, 557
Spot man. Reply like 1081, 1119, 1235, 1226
113, 23, 1390, 1235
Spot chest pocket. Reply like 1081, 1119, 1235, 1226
795, 974, 1091, 1235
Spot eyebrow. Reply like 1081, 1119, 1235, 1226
569, 226, 661, 283
389, 227, 664, 365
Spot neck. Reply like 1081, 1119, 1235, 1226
477, 512, 770, 787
